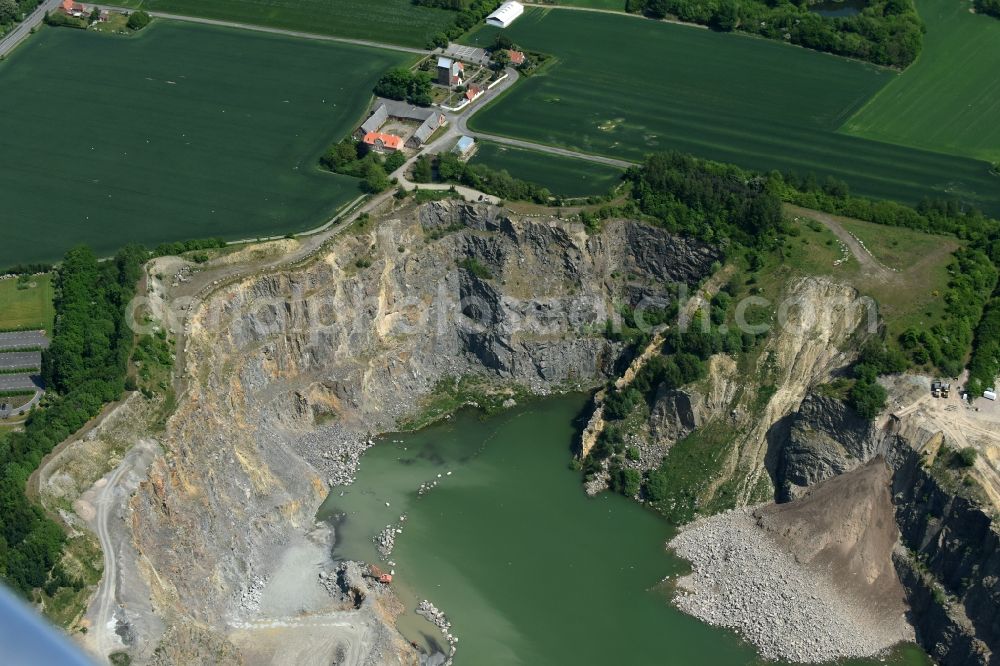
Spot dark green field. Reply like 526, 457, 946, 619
470, 141, 623, 197
115, 0, 455, 48
0, 23, 408, 266
466, 9, 1000, 214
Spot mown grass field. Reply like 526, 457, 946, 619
115, 0, 455, 47
842, 0, 1000, 164
0, 22, 408, 266
0, 274, 55, 333
470, 141, 623, 197
466, 9, 1000, 215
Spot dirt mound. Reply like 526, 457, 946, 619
754, 457, 907, 622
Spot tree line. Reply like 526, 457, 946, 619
625, 0, 923, 67
1, 244, 144, 596
415, 152, 555, 203
415, 0, 501, 49
0, 0, 42, 31
975, 0, 1000, 19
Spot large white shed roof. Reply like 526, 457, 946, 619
486, 1, 524, 28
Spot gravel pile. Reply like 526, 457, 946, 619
669, 508, 909, 663
374, 523, 402, 559
296, 423, 376, 488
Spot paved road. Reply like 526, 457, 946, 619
93, 4, 429, 54
0, 374, 43, 391
0, 331, 49, 349
0, 0, 59, 58
0, 351, 41, 369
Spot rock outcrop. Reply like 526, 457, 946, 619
125, 201, 718, 661
772, 393, 883, 500
649, 387, 701, 444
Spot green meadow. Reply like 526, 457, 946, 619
0, 274, 55, 333
0, 22, 408, 266
466, 9, 1000, 214
470, 141, 623, 197
843, 0, 1000, 164
115, 0, 455, 48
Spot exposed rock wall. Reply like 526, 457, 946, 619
768, 394, 999, 665
127, 202, 718, 658
889, 432, 999, 666
772, 393, 883, 500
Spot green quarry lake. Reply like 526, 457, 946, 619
320, 395, 930, 665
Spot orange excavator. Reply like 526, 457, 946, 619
369, 565, 393, 584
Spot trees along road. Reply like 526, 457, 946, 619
0, 0, 60, 57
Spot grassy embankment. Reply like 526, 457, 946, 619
463, 8, 1000, 215
0, 21, 408, 266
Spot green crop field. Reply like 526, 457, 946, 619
842, 0, 1000, 164
115, 0, 455, 48
470, 141, 623, 197
546, 0, 625, 8
0, 274, 55, 333
466, 9, 1000, 215
0, 22, 409, 267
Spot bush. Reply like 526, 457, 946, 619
457, 257, 492, 280
848, 379, 887, 420
609, 465, 642, 497
958, 447, 978, 467
126, 10, 150, 30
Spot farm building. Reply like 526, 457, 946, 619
407, 112, 446, 149
60, 0, 86, 16
486, 1, 524, 28
453, 135, 475, 156
465, 85, 483, 103
437, 57, 464, 87
363, 132, 402, 153
357, 104, 389, 138
356, 98, 445, 149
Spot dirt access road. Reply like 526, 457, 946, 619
78, 438, 160, 660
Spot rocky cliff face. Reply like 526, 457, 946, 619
126, 201, 718, 661
889, 424, 999, 666
767, 394, 999, 665
772, 393, 883, 500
